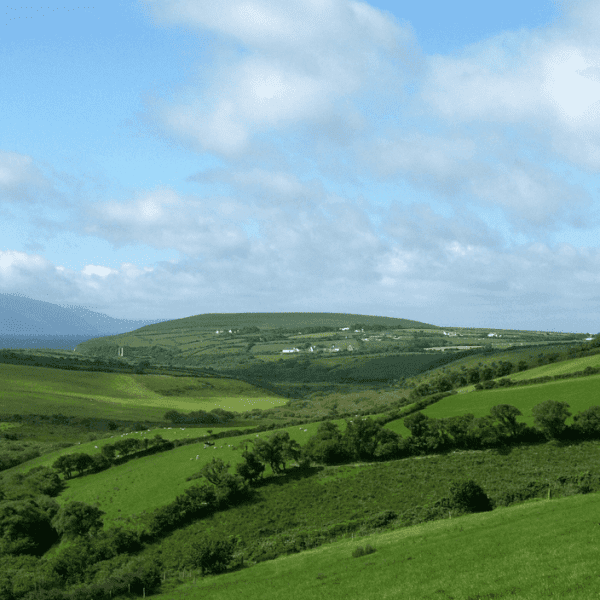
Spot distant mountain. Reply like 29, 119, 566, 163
0, 293, 167, 337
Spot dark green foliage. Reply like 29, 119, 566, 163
572, 406, 600, 439
532, 400, 572, 439
440, 414, 475, 449
190, 535, 236, 576
19, 466, 63, 497
352, 543, 376, 558
366, 510, 397, 529
0, 497, 59, 556
341, 417, 382, 461
51, 455, 75, 479
235, 450, 265, 484
403, 412, 430, 438
48, 537, 92, 585
251, 431, 302, 473
490, 405, 523, 437
198, 457, 232, 487
51, 501, 104, 539
467, 368, 480, 384
446, 480, 493, 514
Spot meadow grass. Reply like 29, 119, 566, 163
384, 373, 600, 438
141, 492, 600, 600
504, 352, 600, 382
0, 362, 287, 418
12, 414, 389, 527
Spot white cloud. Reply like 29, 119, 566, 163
0, 151, 55, 203
82, 265, 117, 277
137, 0, 418, 156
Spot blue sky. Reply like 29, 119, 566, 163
1, 0, 599, 332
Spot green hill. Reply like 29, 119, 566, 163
2, 337, 600, 600
0, 362, 287, 421
146, 492, 600, 600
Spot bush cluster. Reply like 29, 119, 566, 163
352, 544, 376, 558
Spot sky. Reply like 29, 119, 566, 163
1, 0, 599, 333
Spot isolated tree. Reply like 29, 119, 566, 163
445, 479, 492, 514
51, 501, 105, 539
572, 406, 600, 439
532, 400, 572, 439
490, 404, 523, 437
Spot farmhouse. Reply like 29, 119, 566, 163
282, 348, 300, 353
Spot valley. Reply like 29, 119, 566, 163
0, 312, 599, 600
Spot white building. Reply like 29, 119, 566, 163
282, 348, 300, 353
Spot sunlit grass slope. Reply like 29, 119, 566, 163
18, 414, 388, 528
385, 373, 600, 438
505, 352, 600, 382
0, 363, 286, 419
147, 492, 600, 600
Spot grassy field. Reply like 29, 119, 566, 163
0, 363, 288, 420
384, 373, 600, 438
4, 414, 388, 526
145, 492, 600, 600
504, 352, 600, 382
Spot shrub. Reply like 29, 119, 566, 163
352, 544, 376, 558
446, 479, 493, 514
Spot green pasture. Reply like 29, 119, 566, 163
14, 414, 388, 528
1, 425, 248, 476
0, 421, 21, 431
0, 363, 287, 419
505, 353, 600, 382
385, 373, 600, 438
147, 492, 600, 600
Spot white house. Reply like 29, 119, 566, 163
282, 348, 300, 353
340, 327, 349, 331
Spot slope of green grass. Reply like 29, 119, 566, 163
146, 492, 600, 600
7, 414, 388, 526
0, 363, 287, 420
384, 373, 600, 438
504, 352, 600, 382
